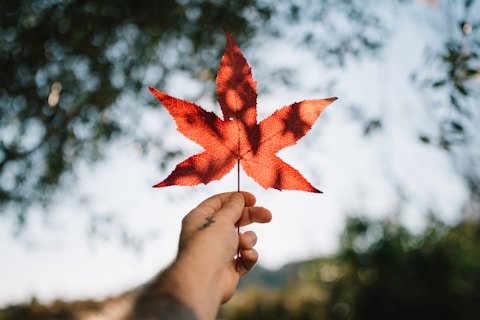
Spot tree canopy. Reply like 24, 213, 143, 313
0, 0, 390, 228
0, 0, 478, 231
218, 215, 480, 320
0, 0, 273, 224
1, 0, 480, 312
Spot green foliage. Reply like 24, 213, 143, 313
0, 0, 390, 229
1, 0, 478, 247
2, 215, 479, 319
221, 215, 480, 319
0, 298, 75, 320
324, 216, 480, 320
0, 295, 124, 320
0, 0, 273, 224
414, 0, 480, 153
221, 286, 328, 320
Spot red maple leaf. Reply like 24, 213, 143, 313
149, 31, 336, 192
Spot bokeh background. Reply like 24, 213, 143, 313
1, 0, 479, 319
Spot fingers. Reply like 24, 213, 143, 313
239, 230, 257, 249
237, 206, 272, 227
238, 191, 257, 207
235, 231, 259, 276
191, 191, 256, 217
212, 192, 272, 227
219, 193, 247, 222
201, 192, 262, 225
190, 192, 271, 227
236, 248, 258, 276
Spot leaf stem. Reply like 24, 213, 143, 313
236, 158, 241, 267
237, 157, 240, 192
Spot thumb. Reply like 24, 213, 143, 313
218, 192, 245, 223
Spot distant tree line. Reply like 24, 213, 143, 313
1, 213, 479, 319
220, 214, 480, 320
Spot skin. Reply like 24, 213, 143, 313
129, 192, 272, 320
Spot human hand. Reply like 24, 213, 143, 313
177, 191, 272, 300
131, 191, 271, 320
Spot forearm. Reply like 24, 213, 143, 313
130, 291, 197, 320
127, 263, 196, 319
126, 192, 269, 320
128, 257, 223, 320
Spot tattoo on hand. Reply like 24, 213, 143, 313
198, 216, 215, 230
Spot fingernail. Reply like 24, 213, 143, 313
229, 192, 244, 203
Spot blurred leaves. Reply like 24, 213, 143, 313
1, 2, 479, 317
0, 0, 273, 226
220, 214, 480, 320
0, 294, 135, 320
326, 216, 480, 320
0, 298, 76, 320
1, 0, 479, 243
0, 0, 392, 230
1, 212, 479, 319
414, 0, 479, 147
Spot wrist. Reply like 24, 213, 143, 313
161, 251, 223, 320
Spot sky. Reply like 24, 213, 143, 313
0, 0, 471, 307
